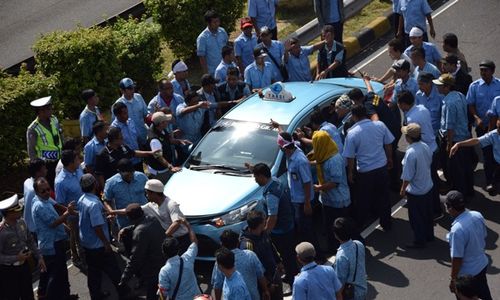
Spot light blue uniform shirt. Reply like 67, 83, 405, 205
114, 94, 148, 144
78, 193, 108, 249
262, 40, 285, 81
235, 32, 258, 70
286, 148, 314, 204
478, 129, 500, 164
391, 76, 419, 104
262, 178, 294, 234
397, 0, 432, 34
104, 172, 148, 228
159, 243, 201, 300
147, 93, 185, 116
487, 95, 500, 119
293, 262, 343, 300
416, 85, 444, 132
110, 119, 141, 165
286, 46, 314, 82
171, 78, 191, 97
401, 141, 433, 195
466, 77, 500, 124
440, 91, 471, 142
447, 210, 488, 276
223, 271, 252, 300
334, 240, 367, 300
197, 27, 229, 75
212, 248, 264, 300
404, 43, 442, 68
214, 61, 238, 83
405, 104, 438, 152
83, 137, 106, 170
248, 0, 279, 29
23, 178, 36, 232
175, 103, 206, 145
320, 153, 350, 208
31, 196, 68, 256
55, 168, 83, 207
244, 61, 274, 90
320, 121, 344, 154
413, 62, 441, 80
79, 106, 101, 138
343, 119, 395, 173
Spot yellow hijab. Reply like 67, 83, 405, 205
310, 130, 338, 184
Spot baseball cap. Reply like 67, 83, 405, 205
152, 112, 173, 126
417, 71, 434, 83
335, 94, 354, 110
80, 173, 96, 189
479, 60, 496, 70
409, 27, 424, 37
295, 242, 316, 260
392, 59, 411, 71
432, 73, 455, 86
145, 179, 164, 193
401, 123, 421, 139
119, 78, 135, 89
444, 190, 465, 208
253, 47, 267, 58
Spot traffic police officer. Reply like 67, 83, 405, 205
26, 96, 63, 188
0, 194, 45, 300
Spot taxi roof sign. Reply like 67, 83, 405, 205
263, 82, 295, 102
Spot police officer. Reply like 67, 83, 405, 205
0, 195, 45, 300
26, 96, 63, 188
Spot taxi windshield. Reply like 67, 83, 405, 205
186, 119, 282, 170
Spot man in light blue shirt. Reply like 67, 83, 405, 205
147, 80, 185, 118
416, 72, 444, 133
397, 0, 435, 43
197, 10, 229, 76
83, 121, 106, 174
175, 92, 210, 146
284, 38, 324, 82
404, 27, 441, 67
434, 74, 473, 197
212, 230, 267, 300
171, 60, 191, 97
391, 59, 419, 105
23, 159, 47, 234
103, 159, 148, 228
214, 46, 238, 83
245, 47, 275, 90
113, 78, 148, 145
293, 242, 342, 300
248, 0, 278, 39
110, 102, 142, 167
79, 89, 103, 144
215, 247, 252, 300
444, 191, 492, 300
296, 110, 344, 154
400, 124, 434, 248
343, 104, 394, 230
410, 47, 440, 79
259, 27, 285, 81
235, 19, 258, 74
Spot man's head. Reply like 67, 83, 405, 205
34, 177, 51, 200
221, 45, 235, 63
441, 54, 459, 73
31, 96, 53, 120
246, 210, 266, 234
410, 47, 426, 66
61, 150, 80, 172
332, 217, 355, 243
0, 195, 23, 220
82, 89, 99, 107
253, 47, 267, 66
442, 33, 458, 53
162, 237, 180, 259
80, 173, 97, 194
107, 127, 123, 147
152, 112, 172, 131
392, 59, 411, 79
117, 158, 134, 183
119, 78, 135, 99
125, 203, 144, 224
158, 79, 174, 99
62, 137, 82, 153
92, 120, 108, 141
215, 247, 235, 274
322, 25, 335, 44
219, 230, 239, 250
277, 132, 296, 156
479, 60, 496, 82
259, 26, 272, 45
401, 123, 422, 144
409, 27, 424, 47
226, 67, 240, 88
417, 71, 434, 94
309, 110, 325, 130
201, 74, 217, 93
144, 179, 165, 203
172, 59, 189, 80
433, 73, 455, 95
185, 91, 200, 106
396, 90, 415, 112
252, 163, 271, 186
28, 158, 47, 179
334, 94, 354, 118
204, 10, 220, 31
289, 38, 302, 56
347, 88, 365, 104
113, 102, 129, 123
444, 190, 466, 217
350, 104, 369, 122
295, 242, 316, 265
388, 38, 405, 60
240, 17, 253, 36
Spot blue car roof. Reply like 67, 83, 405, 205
224, 78, 383, 125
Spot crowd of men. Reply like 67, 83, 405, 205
0, 0, 498, 299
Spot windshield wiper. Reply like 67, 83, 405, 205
190, 164, 249, 173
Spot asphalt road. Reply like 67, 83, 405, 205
34, 0, 500, 299
0, 0, 141, 70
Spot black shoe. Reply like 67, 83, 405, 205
404, 243, 425, 249
486, 184, 496, 196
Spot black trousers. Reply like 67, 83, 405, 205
322, 204, 349, 252
355, 166, 392, 230
455, 266, 492, 300
0, 263, 35, 300
448, 145, 475, 196
476, 127, 496, 185
271, 229, 298, 285
407, 191, 434, 244
43, 240, 71, 299
430, 150, 443, 215
270, 26, 278, 40
84, 247, 122, 300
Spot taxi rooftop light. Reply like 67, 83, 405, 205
262, 82, 295, 102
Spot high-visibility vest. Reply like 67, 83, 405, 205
28, 116, 62, 160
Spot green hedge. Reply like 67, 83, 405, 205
145, 0, 245, 58
0, 66, 58, 172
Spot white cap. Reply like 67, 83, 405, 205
144, 179, 164, 193
409, 27, 424, 37
0, 195, 22, 212
30, 96, 52, 108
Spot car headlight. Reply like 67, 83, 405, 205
211, 201, 259, 228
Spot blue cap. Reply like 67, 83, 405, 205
119, 78, 135, 89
